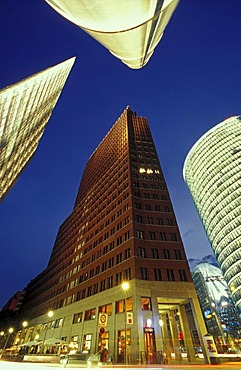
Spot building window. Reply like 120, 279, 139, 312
138, 247, 146, 258
154, 268, 162, 281
100, 280, 106, 292
109, 257, 114, 268
117, 221, 122, 230
137, 230, 144, 239
179, 269, 187, 281
146, 204, 151, 211
164, 206, 170, 212
147, 217, 153, 224
93, 283, 98, 294
171, 233, 178, 241
87, 286, 92, 297
136, 215, 143, 223
116, 252, 122, 264
116, 299, 124, 313
149, 231, 156, 240
117, 236, 122, 246
155, 205, 161, 211
124, 230, 130, 241
109, 241, 114, 250
125, 248, 131, 259
110, 227, 115, 235
140, 267, 148, 280
126, 297, 133, 311
167, 218, 174, 226
107, 276, 113, 289
160, 232, 167, 241
163, 249, 170, 259
116, 272, 122, 285
167, 269, 175, 281
157, 217, 163, 225
151, 248, 159, 259
73, 312, 82, 324
141, 297, 152, 310
124, 268, 132, 281
84, 308, 96, 321
174, 249, 182, 260
99, 303, 112, 315
102, 261, 107, 272
89, 269, 94, 278
82, 334, 92, 352
54, 318, 63, 328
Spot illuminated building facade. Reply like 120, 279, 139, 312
18, 107, 208, 364
45, 0, 179, 69
0, 57, 75, 201
183, 116, 241, 315
192, 262, 241, 349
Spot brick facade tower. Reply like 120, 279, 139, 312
18, 107, 208, 364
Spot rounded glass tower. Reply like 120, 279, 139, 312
183, 116, 241, 315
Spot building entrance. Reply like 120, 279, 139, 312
144, 327, 157, 363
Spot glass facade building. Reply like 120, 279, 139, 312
183, 116, 241, 315
45, 0, 179, 69
192, 262, 241, 350
0, 57, 75, 201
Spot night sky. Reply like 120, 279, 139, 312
1, 1, 241, 309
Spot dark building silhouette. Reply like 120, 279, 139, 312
17, 107, 208, 364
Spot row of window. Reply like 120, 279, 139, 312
134, 202, 171, 212
136, 230, 178, 242
50, 267, 188, 310
136, 215, 174, 226
138, 247, 182, 260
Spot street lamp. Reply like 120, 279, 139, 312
122, 281, 129, 365
20, 321, 28, 344
42, 310, 54, 353
1, 327, 14, 356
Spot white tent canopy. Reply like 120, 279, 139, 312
44, 338, 68, 345
19, 341, 38, 347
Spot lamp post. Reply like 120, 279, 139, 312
2, 327, 14, 356
122, 282, 129, 366
42, 310, 54, 353
21, 321, 28, 343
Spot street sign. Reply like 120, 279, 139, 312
98, 313, 108, 327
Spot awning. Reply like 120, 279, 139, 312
44, 338, 68, 345
19, 341, 37, 347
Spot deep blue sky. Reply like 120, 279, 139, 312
1, 1, 241, 309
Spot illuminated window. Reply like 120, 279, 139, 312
84, 308, 96, 321
73, 312, 82, 324
82, 334, 92, 352
99, 303, 112, 315
141, 297, 152, 310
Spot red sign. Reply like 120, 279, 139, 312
100, 327, 105, 335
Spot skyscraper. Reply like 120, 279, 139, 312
45, 0, 179, 69
18, 107, 207, 364
0, 57, 75, 201
183, 116, 241, 315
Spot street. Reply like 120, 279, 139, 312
0, 360, 241, 370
